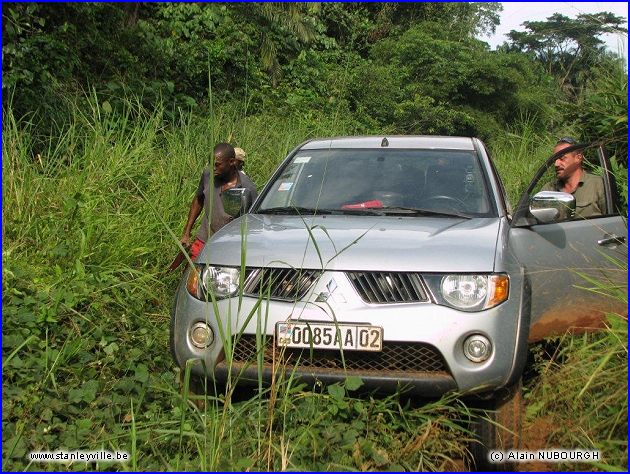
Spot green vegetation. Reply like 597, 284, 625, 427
526, 275, 628, 471
2, 98, 473, 471
3, 2, 626, 140
2, 2, 627, 472
3, 94, 628, 471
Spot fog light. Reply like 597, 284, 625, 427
463, 334, 491, 362
190, 322, 214, 348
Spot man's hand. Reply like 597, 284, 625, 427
180, 235, 192, 249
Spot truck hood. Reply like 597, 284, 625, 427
200, 214, 501, 272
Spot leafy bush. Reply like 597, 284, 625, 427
576, 63, 628, 168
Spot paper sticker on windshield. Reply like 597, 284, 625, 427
278, 182, 293, 191
466, 166, 475, 182
294, 156, 311, 164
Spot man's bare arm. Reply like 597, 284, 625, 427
180, 195, 203, 247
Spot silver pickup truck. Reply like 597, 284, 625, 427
171, 136, 626, 469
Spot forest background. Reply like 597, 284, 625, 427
2, 2, 628, 471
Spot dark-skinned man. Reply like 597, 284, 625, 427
180, 142, 257, 261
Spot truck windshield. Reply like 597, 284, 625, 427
258, 149, 494, 217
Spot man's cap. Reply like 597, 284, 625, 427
234, 147, 246, 162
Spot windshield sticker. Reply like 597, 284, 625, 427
294, 156, 311, 164
278, 182, 294, 191
466, 166, 475, 182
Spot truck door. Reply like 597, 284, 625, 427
508, 142, 626, 341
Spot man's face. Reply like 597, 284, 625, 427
213, 155, 234, 179
553, 143, 582, 181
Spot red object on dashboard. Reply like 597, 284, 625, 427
341, 200, 383, 209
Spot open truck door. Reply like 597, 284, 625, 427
508, 142, 627, 341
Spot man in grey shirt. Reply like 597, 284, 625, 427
180, 143, 258, 260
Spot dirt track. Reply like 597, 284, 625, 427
517, 415, 557, 472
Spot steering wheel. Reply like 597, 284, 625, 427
423, 195, 468, 213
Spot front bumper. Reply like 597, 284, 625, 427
171, 269, 529, 396
214, 360, 457, 396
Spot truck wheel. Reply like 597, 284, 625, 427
468, 379, 523, 471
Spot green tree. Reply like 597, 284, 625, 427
577, 64, 628, 167
351, 22, 551, 138
231, 2, 319, 86
504, 12, 627, 98
308, 2, 502, 63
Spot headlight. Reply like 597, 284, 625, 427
439, 274, 508, 311
186, 265, 240, 300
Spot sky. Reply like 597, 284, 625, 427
483, 2, 629, 59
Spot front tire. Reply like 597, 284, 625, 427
468, 379, 523, 471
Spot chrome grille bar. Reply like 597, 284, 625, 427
244, 268, 319, 301
347, 272, 428, 304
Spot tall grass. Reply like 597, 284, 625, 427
525, 294, 628, 470
2, 94, 470, 471
3, 91, 627, 471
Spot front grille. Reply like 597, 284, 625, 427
229, 335, 447, 374
347, 272, 428, 304
244, 268, 319, 301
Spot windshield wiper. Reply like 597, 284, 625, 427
258, 206, 470, 219
258, 206, 329, 215
377, 206, 472, 219
333, 207, 386, 216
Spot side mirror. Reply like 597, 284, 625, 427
222, 188, 252, 218
529, 191, 576, 223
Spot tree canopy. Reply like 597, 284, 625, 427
2, 2, 627, 148
505, 12, 627, 98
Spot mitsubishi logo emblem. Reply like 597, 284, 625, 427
315, 278, 338, 302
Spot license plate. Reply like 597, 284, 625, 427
276, 322, 383, 352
